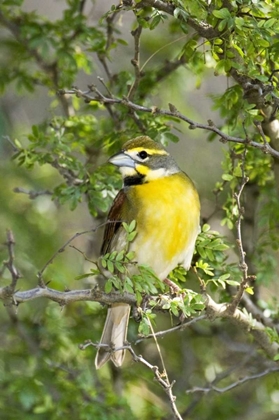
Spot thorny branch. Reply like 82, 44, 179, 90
81, 340, 183, 420
59, 86, 279, 160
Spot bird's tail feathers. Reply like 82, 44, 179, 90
95, 303, 130, 369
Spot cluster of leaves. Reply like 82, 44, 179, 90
0, 0, 106, 92
12, 116, 123, 215
195, 224, 242, 291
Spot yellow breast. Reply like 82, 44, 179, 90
124, 172, 200, 280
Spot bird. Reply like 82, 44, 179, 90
95, 136, 200, 369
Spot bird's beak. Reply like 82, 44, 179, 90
109, 152, 135, 168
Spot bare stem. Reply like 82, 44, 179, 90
229, 148, 250, 313
127, 25, 143, 100
3, 230, 21, 293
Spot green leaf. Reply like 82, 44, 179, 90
105, 280, 113, 293
115, 261, 125, 273
127, 231, 137, 242
202, 224, 211, 233
75, 273, 93, 280
126, 251, 135, 261
107, 259, 114, 273
116, 250, 125, 261
129, 219, 137, 232
222, 173, 234, 181
225, 280, 240, 286
212, 8, 231, 19
245, 287, 254, 295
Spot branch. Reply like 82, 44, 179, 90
186, 366, 279, 394
58, 87, 279, 159
0, 282, 277, 359
0, 286, 136, 306
13, 187, 53, 199
1, 231, 277, 359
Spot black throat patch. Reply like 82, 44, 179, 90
124, 173, 145, 186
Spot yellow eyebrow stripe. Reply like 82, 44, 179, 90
129, 147, 168, 156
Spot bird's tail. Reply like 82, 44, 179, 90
95, 303, 130, 369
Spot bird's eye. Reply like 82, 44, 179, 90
138, 150, 148, 160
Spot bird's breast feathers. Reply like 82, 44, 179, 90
117, 172, 200, 280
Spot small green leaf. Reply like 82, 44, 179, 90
222, 173, 234, 181
128, 220, 136, 232
218, 273, 230, 281
245, 287, 254, 295
107, 259, 114, 273
105, 280, 113, 293
115, 262, 125, 273
14, 138, 22, 149
225, 280, 240, 286
202, 224, 211, 233
75, 273, 93, 280
128, 231, 137, 242
212, 8, 231, 19
126, 251, 135, 261
116, 250, 125, 261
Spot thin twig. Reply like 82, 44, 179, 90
134, 315, 207, 344
186, 366, 279, 394
148, 319, 183, 420
140, 35, 187, 73
13, 187, 53, 199
2, 135, 19, 152
37, 223, 108, 283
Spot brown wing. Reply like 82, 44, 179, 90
101, 189, 126, 255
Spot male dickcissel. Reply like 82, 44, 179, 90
95, 136, 200, 369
